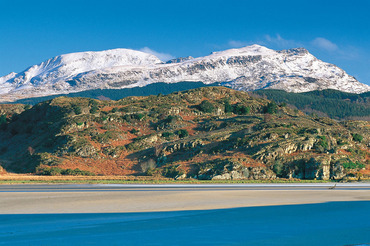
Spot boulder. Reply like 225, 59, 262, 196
330, 162, 346, 180
75, 145, 96, 157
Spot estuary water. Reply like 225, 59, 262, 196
1, 201, 369, 246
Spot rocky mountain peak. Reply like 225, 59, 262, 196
0, 45, 369, 102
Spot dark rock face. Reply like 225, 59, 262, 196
166, 56, 194, 64
286, 156, 331, 180
277, 47, 309, 56
226, 55, 262, 65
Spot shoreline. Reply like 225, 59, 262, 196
0, 174, 369, 184
2, 201, 370, 246
1, 184, 369, 214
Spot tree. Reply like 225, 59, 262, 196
176, 129, 189, 138
198, 100, 215, 113
73, 106, 82, 115
264, 102, 278, 114
0, 115, 6, 125
224, 100, 233, 113
89, 100, 99, 113
233, 104, 250, 115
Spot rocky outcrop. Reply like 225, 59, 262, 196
303, 156, 331, 180
330, 162, 347, 180
197, 160, 276, 180
299, 137, 316, 151
74, 144, 96, 158
0, 104, 26, 115
165, 139, 204, 153
285, 155, 349, 180
255, 140, 303, 164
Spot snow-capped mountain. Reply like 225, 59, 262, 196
0, 45, 369, 102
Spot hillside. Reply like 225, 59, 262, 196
0, 87, 369, 180
6, 82, 215, 105
6, 84, 370, 120
253, 89, 370, 120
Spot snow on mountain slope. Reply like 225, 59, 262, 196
0, 45, 369, 102
0, 49, 161, 93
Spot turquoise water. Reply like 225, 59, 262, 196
1, 201, 369, 246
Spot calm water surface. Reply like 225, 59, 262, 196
0, 201, 369, 246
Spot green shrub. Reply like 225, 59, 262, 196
264, 102, 278, 114
352, 133, 363, 143
337, 139, 347, 146
273, 161, 284, 177
198, 100, 215, 113
93, 131, 120, 143
317, 136, 328, 149
90, 107, 98, 114
125, 142, 136, 151
36, 166, 95, 176
162, 131, 174, 138
133, 113, 145, 120
176, 129, 189, 138
224, 100, 233, 113
0, 115, 6, 125
122, 113, 145, 122
156, 115, 178, 130
156, 155, 167, 166
130, 129, 140, 134
36, 166, 63, 176
89, 100, 99, 114
71, 137, 89, 150
164, 115, 176, 123
342, 161, 365, 170
73, 106, 82, 115
61, 168, 95, 176
162, 166, 183, 178
233, 104, 250, 115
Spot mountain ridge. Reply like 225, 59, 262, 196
0, 45, 369, 102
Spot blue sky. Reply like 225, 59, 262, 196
1, 0, 369, 85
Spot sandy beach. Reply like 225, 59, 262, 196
1, 184, 370, 214
1, 184, 370, 245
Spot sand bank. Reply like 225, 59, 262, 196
1, 184, 369, 214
